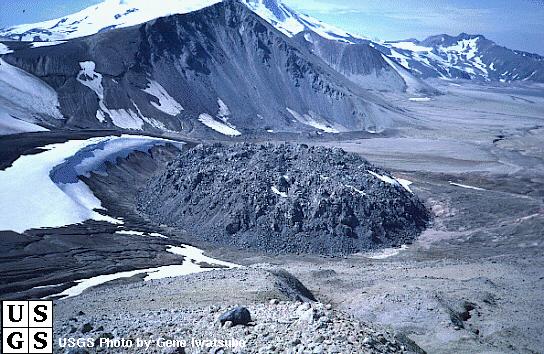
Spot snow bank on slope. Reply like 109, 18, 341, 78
0, 59, 63, 120
198, 113, 241, 136
0, 107, 49, 135
51, 244, 239, 298
31, 40, 66, 48
368, 170, 413, 194
287, 108, 340, 133
0, 43, 13, 55
0, 137, 118, 233
77, 61, 144, 129
0, 135, 182, 233
144, 80, 184, 116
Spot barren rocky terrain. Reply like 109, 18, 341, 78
1, 81, 542, 354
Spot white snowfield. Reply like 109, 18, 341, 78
144, 80, 184, 116
0, 59, 63, 121
388, 37, 494, 80
198, 113, 242, 136
0, 135, 182, 233
0, 107, 49, 135
49, 244, 240, 299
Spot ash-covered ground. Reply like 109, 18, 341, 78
0, 82, 542, 354
137, 143, 428, 255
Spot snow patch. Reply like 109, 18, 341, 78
346, 185, 366, 197
409, 97, 431, 102
217, 98, 230, 121
116, 230, 168, 238
198, 113, 241, 136
50, 244, 239, 299
286, 108, 340, 133
449, 182, 486, 191
367, 170, 398, 186
395, 177, 414, 194
271, 186, 288, 198
77, 61, 144, 129
31, 40, 66, 48
0, 43, 13, 54
0, 107, 49, 135
107, 108, 144, 130
381, 55, 422, 94
143, 80, 184, 116
367, 245, 408, 259
0, 59, 63, 120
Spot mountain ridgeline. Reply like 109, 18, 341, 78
1, 1, 405, 135
384, 33, 544, 82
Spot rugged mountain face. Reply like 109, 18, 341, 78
2, 0, 542, 85
0, 1, 403, 136
383, 33, 544, 82
294, 31, 436, 94
0, 0, 362, 44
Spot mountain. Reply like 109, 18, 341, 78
295, 31, 436, 94
0, 0, 362, 44
383, 33, 544, 82
2, 0, 541, 84
0, 1, 404, 135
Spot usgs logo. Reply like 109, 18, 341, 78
2, 301, 53, 354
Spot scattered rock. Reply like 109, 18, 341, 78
219, 307, 252, 326
80, 323, 93, 334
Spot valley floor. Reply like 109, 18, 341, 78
1, 82, 543, 353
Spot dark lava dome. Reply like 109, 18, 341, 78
138, 143, 429, 255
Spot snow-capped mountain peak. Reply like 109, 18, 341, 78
384, 33, 544, 82
0, 0, 222, 41
0, 0, 365, 43
1, 2, 542, 83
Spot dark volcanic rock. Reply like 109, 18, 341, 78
138, 143, 429, 254
219, 307, 252, 326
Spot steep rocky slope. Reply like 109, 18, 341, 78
295, 31, 436, 94
0, 0, 401, 136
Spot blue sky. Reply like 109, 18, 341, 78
1, 0, 543, 55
